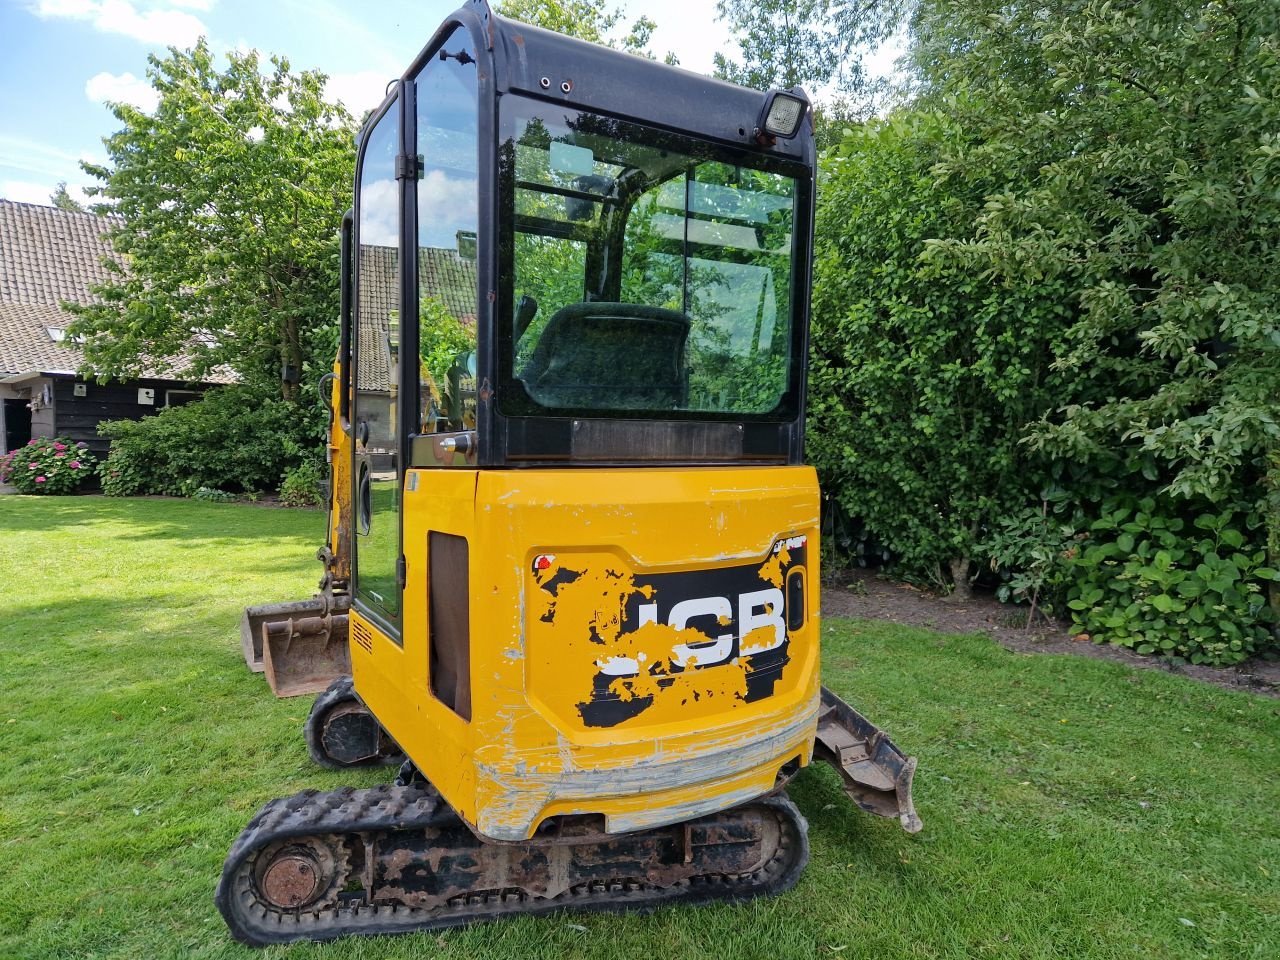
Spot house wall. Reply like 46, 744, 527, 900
29, 377, 55, 440
50, 376, 211, 458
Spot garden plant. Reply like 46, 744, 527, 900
0, 437, 97, 495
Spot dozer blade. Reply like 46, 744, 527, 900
240, 596, 351, 698
813, 686, 923, 834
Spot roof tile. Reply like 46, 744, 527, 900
0, 199, 119, 307
0, 199, 231, 382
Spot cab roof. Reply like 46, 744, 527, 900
401, 0, 813, 165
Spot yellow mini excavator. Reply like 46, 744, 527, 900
218, 1, 920, 944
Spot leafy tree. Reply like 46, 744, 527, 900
809, 110, 1070, 595
71, 40, 356, 399
496, 0, 674, 61
420, 295, 474, 389
914, 0, 1280, 509
714, 0, 908, 97
49, 182, 85, 213
856, 0, 1280, 655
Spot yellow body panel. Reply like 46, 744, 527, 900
350, 466, 821, 841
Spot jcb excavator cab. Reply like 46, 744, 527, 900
219, 1, 918, 945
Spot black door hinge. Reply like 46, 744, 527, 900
395, 154, 424, 181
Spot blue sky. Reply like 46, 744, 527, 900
0, 1, 900, 209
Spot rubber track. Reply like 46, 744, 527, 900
216, 783, 809, 946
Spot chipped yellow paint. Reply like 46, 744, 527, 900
353, 465, 823, 841
757, 545, 790, 589
529, 562, 752, 720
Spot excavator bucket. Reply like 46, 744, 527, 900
239, 595, 350, 698
813, 686, 923, 834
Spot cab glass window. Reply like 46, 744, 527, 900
499, 100, 803, 420
416, 31, 479, 435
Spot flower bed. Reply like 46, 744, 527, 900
0, 437, 98, 495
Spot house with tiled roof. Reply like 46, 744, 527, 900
0, 199, 223, 457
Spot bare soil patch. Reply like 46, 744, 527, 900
824, 567, 1280, 698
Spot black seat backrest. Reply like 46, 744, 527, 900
518, 302, 691, 410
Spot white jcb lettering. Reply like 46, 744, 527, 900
668, 596, 733, 668
738, 588, 785, 655
637, 602, 658, 628
597, 592, 787, 676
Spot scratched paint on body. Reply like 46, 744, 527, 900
532, 564, 751, 721
530, 546, 800, 728
757, 545, 790, 589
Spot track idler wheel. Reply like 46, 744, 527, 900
305, 676, 405, 769
251, 836, 346, 912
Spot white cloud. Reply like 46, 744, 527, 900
419, 169, 478, 249
35, 1, 97, 16
0, 138, 101, 207
349, 170, 479, 250
359, 177, 398, 248
1, 180, 60, 205
277, 0, 397, 69
35, 0, 207, 50
85, 71, 160, 112
324, 70, 393, 117
170, 0, 214, 10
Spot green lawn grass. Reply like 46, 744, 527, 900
0, 495, 1276, 960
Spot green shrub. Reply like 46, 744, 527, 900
1, 438, 98, 495
97, 385, 324, 497
191, 486, 236, 503
278, 460, 326, 508
808, 111, 1070, 590
979, 500, 1077, 624
1065, 496, 1277, 666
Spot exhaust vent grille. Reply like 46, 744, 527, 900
352, 619, 374, 654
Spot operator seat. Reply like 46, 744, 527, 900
518, 302, 691, 410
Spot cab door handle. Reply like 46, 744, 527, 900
357, 463, 372, 536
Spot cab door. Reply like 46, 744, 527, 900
352, 96, 404, 635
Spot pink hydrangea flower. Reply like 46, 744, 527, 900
69, 460, 81, 469
35, 476, 46, 483
53, 442, 66, 451
29, 462, 37, 469
55, 452, 66, 459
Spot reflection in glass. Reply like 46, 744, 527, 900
354, 104, 401, 620
503, 101, 799, 417
417, 36, 480, 434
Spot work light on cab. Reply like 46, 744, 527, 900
756, 89, 810, 144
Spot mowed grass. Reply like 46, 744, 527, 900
0, 496, 1276, 960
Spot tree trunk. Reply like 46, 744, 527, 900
946, 556, 972, 602
280, 310, 302, 402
